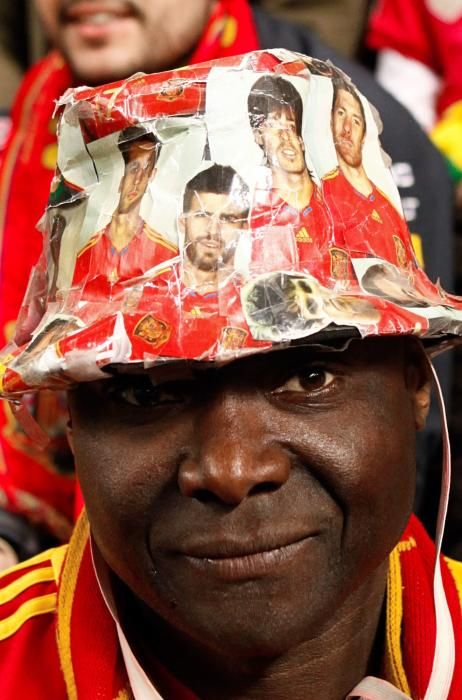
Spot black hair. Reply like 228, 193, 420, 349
183, 164, 250, 214
331, 77, 366, 133
23, 318, 77, 355
117, 126, 160, 166
247, 75, 303, 135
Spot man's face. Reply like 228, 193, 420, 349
69, 338, 429, 658
256, 108, 306, 175
367, 270, 425, 305
34, 0, 215, 84
331, 89, 365, 168
118, 140, 156, 214
182, 191, 248, 273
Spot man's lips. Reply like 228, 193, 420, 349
63, 1, 134, 23
198, 239, 221, 249
61, 0, 139, 38
174, 533, 319, 580
337, 136, 354, 148
280, 147, 297, 158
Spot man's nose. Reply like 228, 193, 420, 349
342, 116, 351, 135
177, 392, 291, 505
206, 214, 221, 238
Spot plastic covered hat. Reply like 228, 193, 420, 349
1, 48, 462, 397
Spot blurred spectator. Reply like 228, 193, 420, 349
0, 2, 26, 111
0, 0, 455, 568
366, 0, 462, 555
367, 0, 462, 183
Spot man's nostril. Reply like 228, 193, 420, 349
193, 489, 220, 504
248, 481, 280, 497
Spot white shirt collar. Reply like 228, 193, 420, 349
90, 538, 164, 700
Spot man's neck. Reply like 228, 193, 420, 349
108, 207, 143, 251
182, 260, 218, 294
339, 161, 373, 197
117, 563, 388, 700
272, 169, 314, 211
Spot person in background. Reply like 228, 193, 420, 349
0, 0, 454, 568
366, 0, 462, 557
255, 0, 370, 58
367, 0, 462, 185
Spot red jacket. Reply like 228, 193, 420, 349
0, 514, 461, 699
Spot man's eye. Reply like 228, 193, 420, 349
106, 377, 190, 408
275, 368, 335, 394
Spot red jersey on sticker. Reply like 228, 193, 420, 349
71, 222, 178, 301
250, 185, 333, 283
322, 168, 416, 269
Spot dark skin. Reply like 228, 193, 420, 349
68, 337, 431, 700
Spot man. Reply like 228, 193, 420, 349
248, 74, 331, 279
127, 164, 251, 359
0, 52, 462, 699
72, 126, 177, 300
0, 0, 453, 565
180, 163, 249, 295
323, 77, 417, 270
242, 271, 381, 342
360, 261, 433, 308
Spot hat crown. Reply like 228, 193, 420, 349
1, 49, 461, 396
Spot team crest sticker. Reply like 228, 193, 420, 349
393, 236, 407, 268
133, 314, 171, 346
219, 326, 248, 352
330, 247, 349, 280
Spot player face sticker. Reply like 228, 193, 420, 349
118, 140, 157, 213
359, 262, 427, 306
241, 272, 327, 341
183, 191, 247, 273
331, 89, 365, 168
257, 108, 305, 175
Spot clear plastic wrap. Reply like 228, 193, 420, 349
1, 48, 462, 397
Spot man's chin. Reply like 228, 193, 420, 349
64, 44, 145, 86
197, 260, 219, 273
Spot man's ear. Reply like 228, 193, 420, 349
254, 126, 264, 148
405, 342, 431, 431
179, 213, 186, 234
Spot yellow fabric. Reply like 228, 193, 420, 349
0, 566, 54, 605
445, 557, 462, 606
410, 234, 424, 268
383, 540, 413, 695
0, 545, 62, 580
0, 592, 57, 641
431, 101, 462, 170
56, 511, 90, 700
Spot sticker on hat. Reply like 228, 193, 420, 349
1, 49, 462, 397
